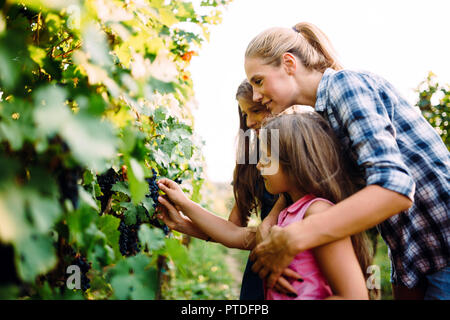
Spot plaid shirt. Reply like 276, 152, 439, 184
315, 68, 450, 288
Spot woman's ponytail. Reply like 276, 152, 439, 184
292, 22, 343, 71
246, 22, 342, 72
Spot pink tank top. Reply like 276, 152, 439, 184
265, 194, 333, 300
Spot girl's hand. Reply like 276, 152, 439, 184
157, 178, 190, 209
156, 196, 191, 233
249, 225, 297, 289
273, 268, 303, 297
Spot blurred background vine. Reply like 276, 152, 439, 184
0, 0, 232, 300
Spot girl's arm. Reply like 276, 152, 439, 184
157, 201, 244, 241
157, 178, 255, 249
158, 178, 288, 250
156, 198, 210, 241
180, 199, 257, 249
158, 178, 302, 295
305, 201, 369, 300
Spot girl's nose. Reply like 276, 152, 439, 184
246, 116, 256, 129
253, 90, 263, 102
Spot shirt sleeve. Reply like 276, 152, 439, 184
327, 71, 416, 201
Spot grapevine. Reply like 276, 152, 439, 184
97, 168, 121, 213
118, 220, 141, 257
0, 0, 229, 300
146, 168, 161, 210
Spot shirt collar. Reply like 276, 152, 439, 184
314, 68, 335, 113
286, 194, 316, 214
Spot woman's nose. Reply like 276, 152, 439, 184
253, 90, 263, 102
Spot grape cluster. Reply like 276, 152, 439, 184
71, 255, 91, 291
118, 220, 141, 256
57, 167, 81, 209
97, 168, 120, 212
0, 244, 21, 285
145, 168, 160, 209
148, 217, 170, 235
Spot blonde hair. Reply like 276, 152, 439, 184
245, 22, 342, 72
263, 112, 373, 291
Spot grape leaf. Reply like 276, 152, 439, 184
138, 224, 165, 252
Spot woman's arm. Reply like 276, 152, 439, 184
251, 185, 412, 288
305, 201, 369, 300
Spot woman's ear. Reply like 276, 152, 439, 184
281, 52, 297, 75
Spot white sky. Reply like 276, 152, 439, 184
189, 0, 450, 183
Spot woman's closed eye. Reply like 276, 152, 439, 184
253, 78, 263, 86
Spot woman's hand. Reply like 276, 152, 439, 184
255, 216, 274, 246
249, 225, 298, 289
157, 178, 190, 209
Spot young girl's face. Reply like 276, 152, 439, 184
238, 98, 271, 135
256, 146, 291, 195
245, 57, 297, 115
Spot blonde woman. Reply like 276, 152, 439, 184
244, 22, 449, 300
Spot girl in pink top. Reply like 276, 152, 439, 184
265, 194, 334, 300
157, 110, 372, 299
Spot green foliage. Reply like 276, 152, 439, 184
373, 235, 393, 300
416, 72, 450, 149
0, 0, 230, 299
163, 238, 236, 300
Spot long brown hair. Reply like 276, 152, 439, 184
263, 111, 373, 282
245, 22, 343, 72
232, 80, 273, 226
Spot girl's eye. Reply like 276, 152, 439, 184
254, 79, 262, 86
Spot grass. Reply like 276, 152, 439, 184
162, 238, 237, 300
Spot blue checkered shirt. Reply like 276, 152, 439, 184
315, 68, 450, 288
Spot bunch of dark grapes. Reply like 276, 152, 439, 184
118, 220, 141, 256
71, 255, 91, 291
148, 217, 170, 235
97, 168, 120, 213
174, 178, 182, 184
145, 168, 160, 209
57, 166, 81, 209
0, 244, 21, 286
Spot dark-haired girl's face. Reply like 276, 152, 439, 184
238, 98, 271, 135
